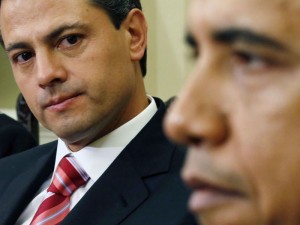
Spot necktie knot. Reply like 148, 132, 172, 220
30, 155, 90, 225
48, 155, 90, 196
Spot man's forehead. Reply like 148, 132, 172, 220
186, 0, 300, 57
188, 0, 300, 30
190, 0, 300, 14
0, 0, 92, 42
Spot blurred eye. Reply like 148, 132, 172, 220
186, 33, 199, 58
14, 51, 34, 64
233, 51, 273, 70
58, 34, 82, 49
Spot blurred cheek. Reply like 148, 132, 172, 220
238, 124, 300, 219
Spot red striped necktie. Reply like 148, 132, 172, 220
30, 155, 90, 225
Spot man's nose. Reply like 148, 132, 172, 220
36, 52, 67, 88
164, 65, 228, 147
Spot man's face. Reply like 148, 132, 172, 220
0, 0, 147, 151
165, 0, 300, 224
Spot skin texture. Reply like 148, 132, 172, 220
0, 0, 148, 151
164, 0, 300, 224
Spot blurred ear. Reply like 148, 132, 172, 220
123, 9, 147, 61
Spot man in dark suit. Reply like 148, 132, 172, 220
0, 0, 196, 224
0, 113, 37, 158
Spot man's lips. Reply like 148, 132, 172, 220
44, 94, 81, 110
186, 177, 245, 212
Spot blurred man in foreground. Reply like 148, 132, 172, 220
165, 0, 300, 224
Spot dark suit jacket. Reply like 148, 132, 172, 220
0, 114, 38, 158
0, 98, 197, 225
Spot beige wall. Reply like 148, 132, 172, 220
0, 1, 190, 111
142, 0, 189, 101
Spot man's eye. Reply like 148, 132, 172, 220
233, 51, 270, 69
66, 35, 79, 45
186, 33, 199, 58
14, 52, 33, 63
58, 35, 81, 49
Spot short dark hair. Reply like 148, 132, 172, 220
89, 0, 147, 77
0, 0, 147, 77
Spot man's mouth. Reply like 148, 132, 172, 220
186, 177, 245, 212
44, 94, 81, 112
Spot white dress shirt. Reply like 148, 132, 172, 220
16, 96, 157, 225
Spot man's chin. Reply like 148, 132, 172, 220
193, 201, 262, 225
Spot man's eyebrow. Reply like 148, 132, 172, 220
213, 28, 288, 51
5, 42, 31, 53
4, 22, 88, 52
42, 22, 88, 44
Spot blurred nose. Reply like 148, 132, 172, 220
36, 51, 67, 88
164, 64, 228, 147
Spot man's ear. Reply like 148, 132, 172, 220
123, 9, 147, 61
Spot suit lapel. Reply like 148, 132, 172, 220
0, 143, 56, 225
63, 98, 175, 225
62, 150, 149, 225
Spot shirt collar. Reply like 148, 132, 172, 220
54, 95, 157, 181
